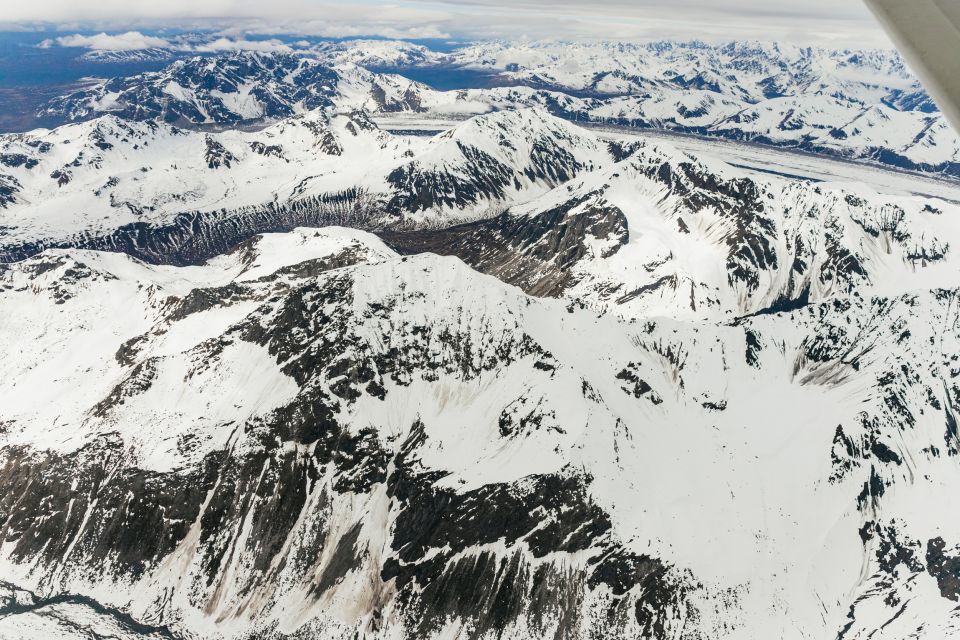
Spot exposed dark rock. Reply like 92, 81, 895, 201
381, 194, 628, 297
926, 538, 960, 601
0, 188, 376, 266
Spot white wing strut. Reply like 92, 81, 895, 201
864, 0, 960, 131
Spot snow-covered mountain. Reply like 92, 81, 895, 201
450, 41, 927, 108
3, 107, 954, 305
39, 52, 432, 126
425, 38, 960, 176
39, 45, 960, 176
41, 53, 341, 125
0, 109, 614, 259
78, 48, 176, 63
4, 72, 960, 639
2, 220, 960, 638
385, 134, 960, 320
311, 39, 445, 68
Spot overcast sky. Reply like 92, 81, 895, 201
1, 0, 890, 47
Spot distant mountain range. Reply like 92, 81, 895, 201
39, 42, 960, 176
79, 47, 176, 63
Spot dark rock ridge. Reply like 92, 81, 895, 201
382, 192, 628, 297
0, 189, 377, 266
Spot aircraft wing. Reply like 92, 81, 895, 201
865, 0, 960, 131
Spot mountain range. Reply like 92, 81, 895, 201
1, 41, 960, 640
38, 42, 960, 176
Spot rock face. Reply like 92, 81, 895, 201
1, 101, 960, 639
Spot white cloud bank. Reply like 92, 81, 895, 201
39, 31, 171, 51
11, 0, 889, 47
37, 31, 299, 55
190, 37, 293, 53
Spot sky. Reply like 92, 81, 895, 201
0, 0, 890, 47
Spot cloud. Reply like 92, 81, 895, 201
37, 33, 302, 55
189, 37, 292, 53
3, 0, 890, 48
45, 31, 171, 51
